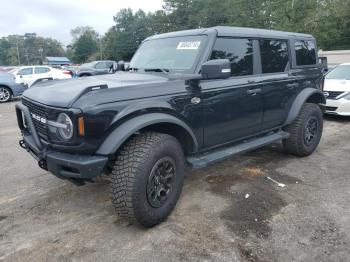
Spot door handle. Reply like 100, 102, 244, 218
247, 88, 262, 95
286, 83, 299, 89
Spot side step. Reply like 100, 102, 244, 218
187, 131, 289, 169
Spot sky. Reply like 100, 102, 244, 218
0, 0, 164, 46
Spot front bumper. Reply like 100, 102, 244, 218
325, 98, 350, 116
16, 103, 108, 180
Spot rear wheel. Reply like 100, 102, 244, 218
283, 103, 323, 156
109, 132, 185, 227
0, 86, 12, 103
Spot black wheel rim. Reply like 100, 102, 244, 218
304, 117, 318, 146
147, 157, 176, 208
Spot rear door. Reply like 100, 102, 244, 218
259, 39, 299, 130
202, 37, 264, 148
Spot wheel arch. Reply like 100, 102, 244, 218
96, 113, 198, 156
285, 88, 326, 125
0, 84, 13, 94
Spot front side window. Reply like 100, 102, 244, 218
130, 35, 206, 72
18, 68, 33, 75
260, 39, 289, 74
210, 38, 253, 77
295, 40, 316, 66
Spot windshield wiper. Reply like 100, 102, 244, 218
143, 68, 169, 74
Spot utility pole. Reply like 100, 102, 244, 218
25, 49, 29, 65
16, 43, 21, 65
99, 37, 103, 60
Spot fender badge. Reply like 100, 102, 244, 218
191, 97, 201, 104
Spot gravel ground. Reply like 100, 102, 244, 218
0, 100, 349, 262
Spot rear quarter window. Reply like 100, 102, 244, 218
295, 40, 316, 66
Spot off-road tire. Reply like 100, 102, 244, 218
110, 132, 185, 227
283, 103, 323, 157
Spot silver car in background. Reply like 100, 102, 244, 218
324, 63, 350, 116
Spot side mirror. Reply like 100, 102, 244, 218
201, 59, 231, 79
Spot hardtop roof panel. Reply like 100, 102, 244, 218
145, 26, 314, 41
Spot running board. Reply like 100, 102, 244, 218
187, 131, 289, 169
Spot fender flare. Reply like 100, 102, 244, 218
285, 88, 326, 125
96, 113, 198, 155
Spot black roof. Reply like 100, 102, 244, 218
147, 26, 314, 41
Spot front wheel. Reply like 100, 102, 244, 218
283, 103, 323, 157
109, 132, 185, 227
0, 86, 12, 103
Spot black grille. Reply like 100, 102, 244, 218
325, 106, 338, 112
325, 91, 344, 100
22, 98, 49, 141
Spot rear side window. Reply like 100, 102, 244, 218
95, 62, 107, 69
260, 39, 289, 74
295, 40, 316, 65
34, 67, 50, 74
210, 38, 253, 77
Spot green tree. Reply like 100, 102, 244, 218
0, 34, 65, 66
70, 26, 100, 63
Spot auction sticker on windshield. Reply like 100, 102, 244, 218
177, 41, 201, 50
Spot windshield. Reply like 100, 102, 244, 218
129, 35, 206, 72
325, 65, 350, 80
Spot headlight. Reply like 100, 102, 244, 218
343, 92, 350, 100
56, 113, 73, 140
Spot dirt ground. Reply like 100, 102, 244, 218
1, 100, 349, 262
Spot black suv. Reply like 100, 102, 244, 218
16, 27, 325, 227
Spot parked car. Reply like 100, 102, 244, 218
77, 60, 118, 77
16, 27, 325, 227
323, 63, 350, 115
0, 72, 27, 103
10, 66, 71, 87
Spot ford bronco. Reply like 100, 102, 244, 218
16, 27, 325, 227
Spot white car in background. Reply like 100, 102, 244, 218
10, 66, 72, 87
323, 63, 350, 116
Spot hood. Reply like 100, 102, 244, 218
324, 78, 350, 92
22, 72, 169, 108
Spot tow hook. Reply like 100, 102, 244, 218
19, 140, 28, 151
38, 159, 47, 170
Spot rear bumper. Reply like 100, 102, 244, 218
16, 103, 108, 180
325, 99, 350, 116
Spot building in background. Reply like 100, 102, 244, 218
44, 57, 71, 67
318, 50, 350, 67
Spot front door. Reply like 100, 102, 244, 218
201, 37, 263, 148
201, 76, 264, 148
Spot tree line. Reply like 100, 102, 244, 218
1, 0, 349, 66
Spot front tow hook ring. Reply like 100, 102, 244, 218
19, 140, 28, 151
